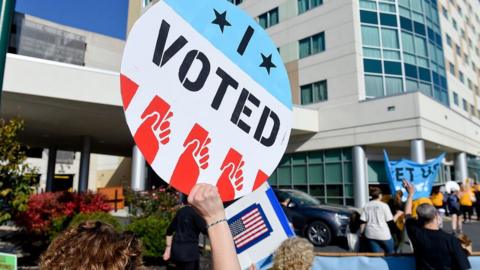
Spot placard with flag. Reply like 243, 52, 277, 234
229, 203, 273, 253
225, 182, 294, 269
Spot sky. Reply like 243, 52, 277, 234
15, 0, 129, 40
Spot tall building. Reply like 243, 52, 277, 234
3, 0, 480, 208
228, 0, 480, 207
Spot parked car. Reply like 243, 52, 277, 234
273, 188, 354, 247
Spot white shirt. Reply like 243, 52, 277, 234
360, 200, 393, 241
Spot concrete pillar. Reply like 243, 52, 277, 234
455, 152, 468, 183
410, 139, 425, 163
131, 145, 146, 191
78, 136, 91, 192
45, 147, 57, 192
353, 146, 368, 208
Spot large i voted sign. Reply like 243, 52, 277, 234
120, 0, 292, 201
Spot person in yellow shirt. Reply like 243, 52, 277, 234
431, 186, 444, 209
412, 197, 433, 219
459, 185, 474, 223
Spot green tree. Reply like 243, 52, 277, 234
0, 118, 38, 224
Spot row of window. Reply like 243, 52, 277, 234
452, 92, 478, 117
301, 80, 327, 104
448, 61, 478, 92
268, 148, 354, 205
256, 0, 324, 29
258, 8, 279, 29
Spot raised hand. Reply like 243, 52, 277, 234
170, 124, 210, 194
216, 148, 244, 201
134, 96, 172, 164
402, 179, 415, 195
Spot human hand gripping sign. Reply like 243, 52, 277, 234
134, 96, 173, 164
217, 148, 245, 201
170, 124, 211, 193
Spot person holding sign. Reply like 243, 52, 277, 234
403, 180, 471, 270
188, 184, 241, 270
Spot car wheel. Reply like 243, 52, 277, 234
306, 221, 332, 247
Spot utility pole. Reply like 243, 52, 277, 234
0, 0, 15, 112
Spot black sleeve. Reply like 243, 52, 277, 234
166, 213, 178, 236
405, 216, 419, 242
194, 211, 208, 235
387, 220, 398, 234
451, 238, 471, 270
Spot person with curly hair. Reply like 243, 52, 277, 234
39, 221, 143, 270
271, 237, 314, 270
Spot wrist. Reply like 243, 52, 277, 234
204, 213, 226, 225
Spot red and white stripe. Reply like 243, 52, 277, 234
233, 208, 268, 248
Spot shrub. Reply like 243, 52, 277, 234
16, 191, 111, 237
69, 212, 122, 232
0, 118, 39, 224
126, 215, 172, 258
125, 187, 179, 218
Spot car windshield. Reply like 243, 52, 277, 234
285, 190, 320, 206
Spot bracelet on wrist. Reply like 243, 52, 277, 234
207, 218, 227, 229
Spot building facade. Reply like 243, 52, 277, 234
3, 0, 480, 208
232, 0, 480, 207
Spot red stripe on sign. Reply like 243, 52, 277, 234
120, 74, 139, 110
234, 216, 264, 242
252, 170, 268, 191
235, 223, 266, 243
237, 227, 269, 248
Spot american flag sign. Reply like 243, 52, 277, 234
228, 203, 273, 253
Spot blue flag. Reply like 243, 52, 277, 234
384, 151, 445, 201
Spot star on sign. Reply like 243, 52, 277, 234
259, 53, 276, 75
211, 9, 231, 33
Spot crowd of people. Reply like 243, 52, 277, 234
348, 180, 480, 269
38, 181, 480, 269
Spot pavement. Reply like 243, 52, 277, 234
315, 218, 480, 253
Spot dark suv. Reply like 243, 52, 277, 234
273, 188, 354, 246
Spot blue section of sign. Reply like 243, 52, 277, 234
266, 187, 294, 237
384, 151, 445, 201
164, 0, 292, 110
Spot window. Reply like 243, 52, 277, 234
299, 32, 325, 58
381, 28, 399, 48
446, 34, 452, 47
362, 26, 380, 47
298, 0, 323, 14
227, 0, 243, 5
459, 71, 464, 83
300, 80, 328, 104
471, 105, 475, 115
365, 75, 384, 98
456, 44, 461, 56
360, 0, 377, 10
449, 62, 455, 75
452, 19, 457, 30
463, 99, 468, 111
441, 6, 448, 18
258, 8, 279, 29
269, 149, 353, 205
453, 92, 459, 105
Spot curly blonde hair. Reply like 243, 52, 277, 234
272, 237, 314, 270
40, 221, 143, 270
